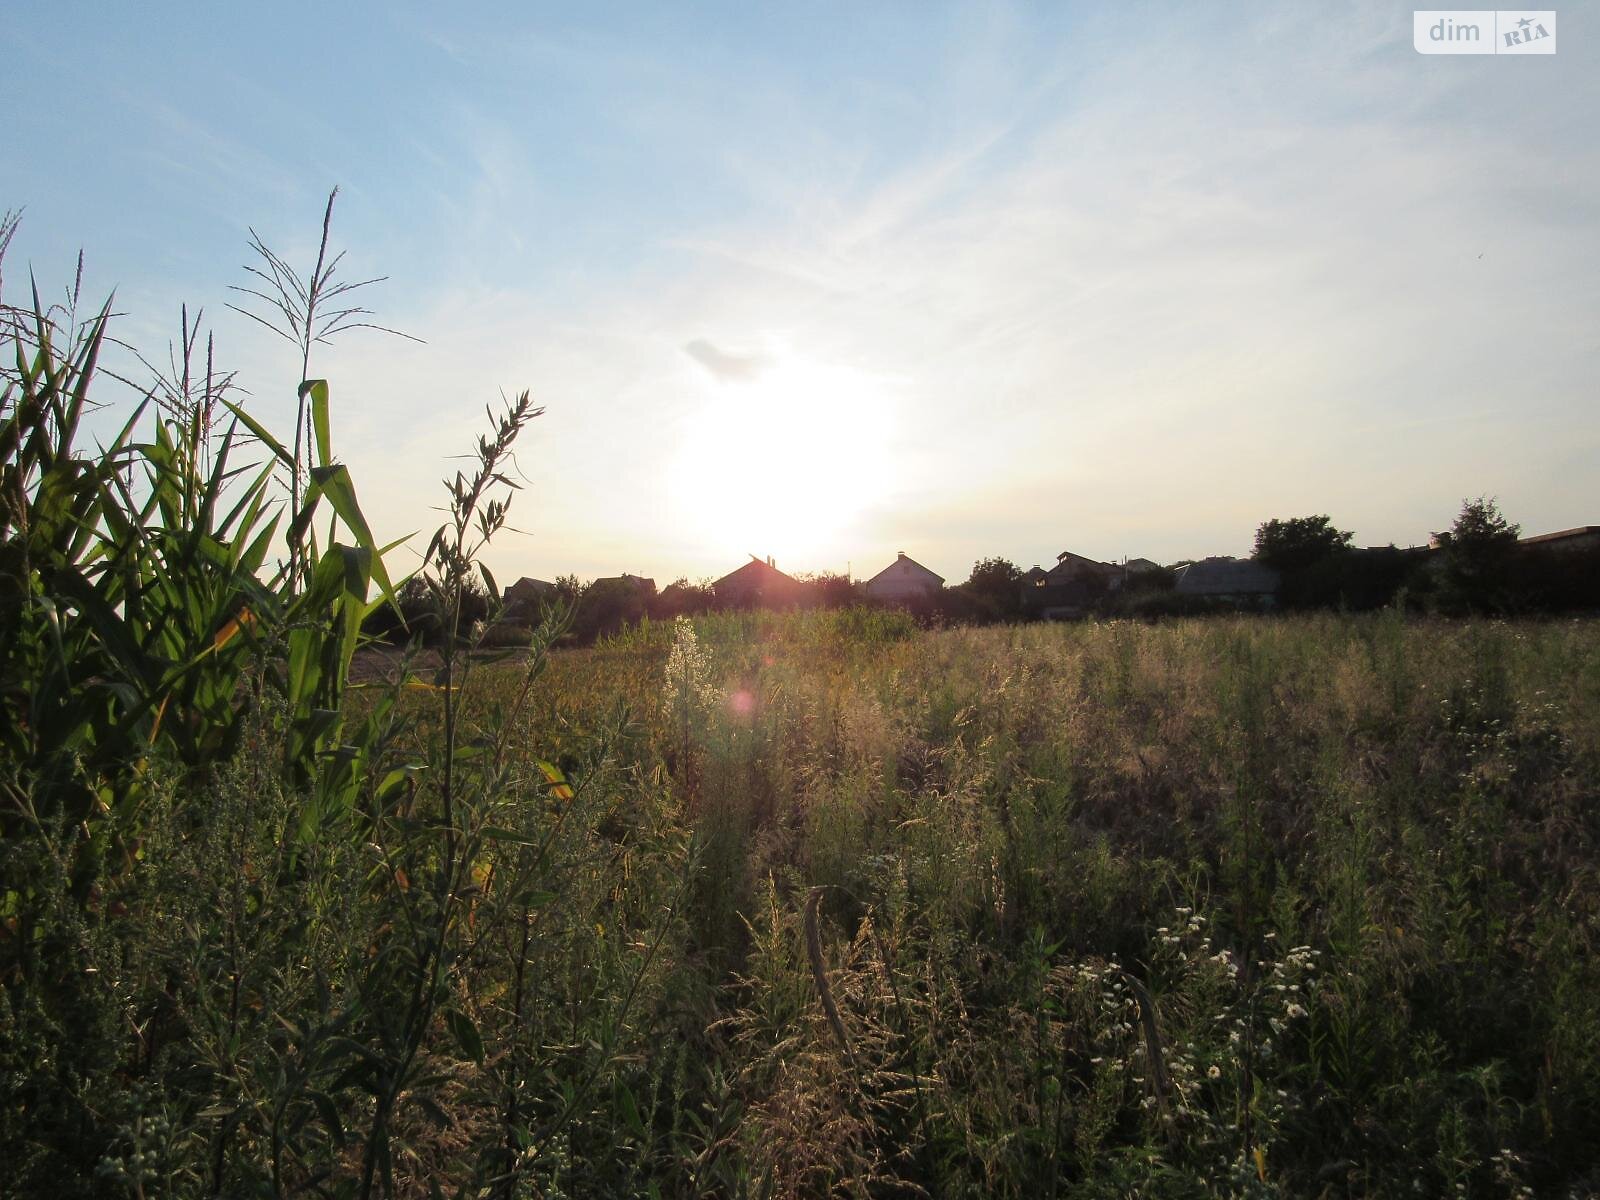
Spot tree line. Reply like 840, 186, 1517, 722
369, 497, 1598, 647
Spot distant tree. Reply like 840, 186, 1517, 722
652, 578, 716, 619
362, 574, 489, 646
1119, 564, 1176, 597
798, 571, 863, 610
1433, 496, 1521, 612
1252, 515, 1354, 572
1297, 545, 1421, 612
962, 557, 1024, 621
362, 575, 427, 644
571, 576, 653, 642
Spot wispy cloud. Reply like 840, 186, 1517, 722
682, 338, 774, 382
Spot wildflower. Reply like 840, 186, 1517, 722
662, 617, 718, 727
1207, 1065, 1222, 1079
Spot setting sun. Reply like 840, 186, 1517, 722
671, 349, 897, 570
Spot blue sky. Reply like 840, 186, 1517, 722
7, 2, 1598, 585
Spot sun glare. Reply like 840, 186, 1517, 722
672, 353, 896, 569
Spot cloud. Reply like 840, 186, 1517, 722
682, 338, 775, 382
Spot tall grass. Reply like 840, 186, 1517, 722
499, 612, 1600, 1196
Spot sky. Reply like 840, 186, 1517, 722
7, 2, 1598, 587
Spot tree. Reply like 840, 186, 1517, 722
363, 574, 489, 645
962, 557, 1024, 620
1252, 515, 1354, 572
651, 577, 716, 619
1433, 496, 1520, 611
797, 571, 862, 610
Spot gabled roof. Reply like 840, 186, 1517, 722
505, 576, 554, 595
1047, 551, 1118, 580
1520, 526, 1600, 546
593, 573, 656, 593
501, 577, 557, 621
713, 555, 798, 590
864, 552, 943, 586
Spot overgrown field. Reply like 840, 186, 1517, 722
9, 610, 1600, 1197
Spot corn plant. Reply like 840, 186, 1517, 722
1, 208, 404, 1196
0, 220, 399, 858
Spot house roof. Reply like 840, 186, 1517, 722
1055, 549, 1111, 566
1124, 558, 1163, 573
1173, 557, 1280, 596
864, 551, 943, 586
1047, 551, 1118, 580
1520, 526, 1600, 546
593, 574, 656, 592
713, 556, 799, 591
505, 576, 553, 595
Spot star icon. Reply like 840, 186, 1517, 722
1517, 16, 1533, 29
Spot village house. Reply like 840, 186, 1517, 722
1021, 549, 1123, 618
863, 552, 943, 605
591, 573, 656, 597
1048, 549, 1121, 588
501, 576, 555, 622
712, 555, 804, 609
1518, 526, 1600, 555
1173, 557, 1280, 605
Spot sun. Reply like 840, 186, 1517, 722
672, 352, 896, 568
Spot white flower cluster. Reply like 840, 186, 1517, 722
1058, 909, 1329, 1189
662, 616, 719, 725
1489, 1147, 1535, 1199
1123, 909, 1328, 1182
1069, 957, 1142, 1097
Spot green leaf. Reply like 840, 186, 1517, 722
444, 1007, 484, 1065
376, 765, 423, 803
615, 1082, 647, 1139
479, 826, 537, 846
221, 396, 295, 469
309, 1089, 346, 1146
414, 1095, 452, 1128
301, 379, 332, 467
307, 466, 397, 602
